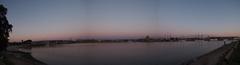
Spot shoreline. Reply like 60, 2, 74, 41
182, 40, 239, 65
0, 48, 47, 65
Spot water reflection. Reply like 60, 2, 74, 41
31, 41, 227, 65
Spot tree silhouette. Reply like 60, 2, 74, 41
0, 5, 12, 51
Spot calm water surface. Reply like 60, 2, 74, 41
31, 41, 228, 65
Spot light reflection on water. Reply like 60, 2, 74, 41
31, 41, 227, 65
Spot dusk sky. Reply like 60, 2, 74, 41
1, 0, 240, 42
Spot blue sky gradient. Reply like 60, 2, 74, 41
1, 0, 240, 41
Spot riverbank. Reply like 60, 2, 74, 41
0, 50, 47, 65
182, 40, 239, 65
229, 41, 240, 65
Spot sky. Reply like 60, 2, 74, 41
1, 0, 240, 42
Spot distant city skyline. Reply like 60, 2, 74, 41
1, 0, 240, 42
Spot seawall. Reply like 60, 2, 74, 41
182, 40, 239, 65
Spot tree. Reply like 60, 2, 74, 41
0, 5, 12, 51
